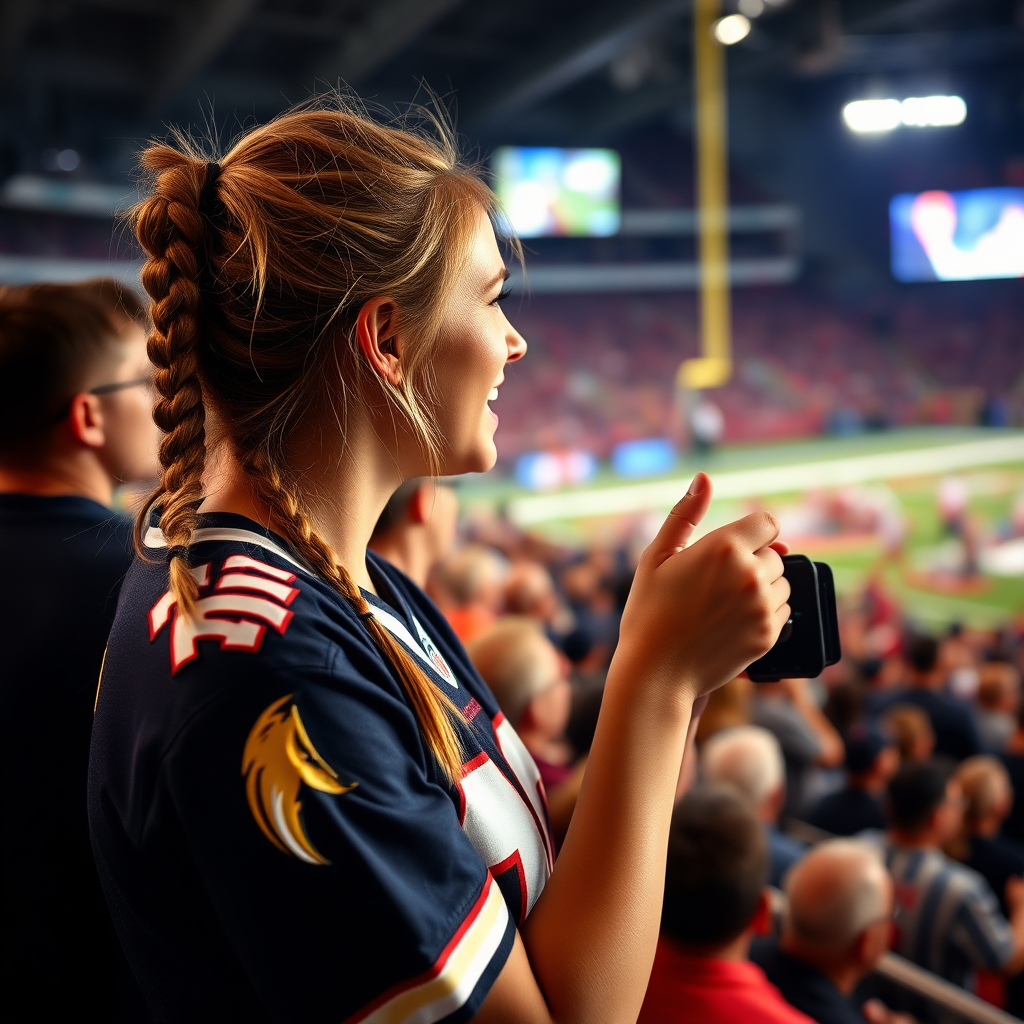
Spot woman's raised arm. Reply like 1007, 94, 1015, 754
476, 473, 790, 1024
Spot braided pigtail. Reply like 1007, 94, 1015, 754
240, 447, 464, 783
132, 151, 213, 619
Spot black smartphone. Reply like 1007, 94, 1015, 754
747, 555, 841, 682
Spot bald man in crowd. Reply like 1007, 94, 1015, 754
754, 841, 909, 1024
468, 617, 584, 843
369, 477, 459, 588
702, 725, 807, 887
433, 542, 506, 644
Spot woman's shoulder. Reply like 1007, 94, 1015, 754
104, 517, 417, 725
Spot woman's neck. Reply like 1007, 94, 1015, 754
199, 422, 404, 593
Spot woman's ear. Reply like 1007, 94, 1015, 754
355, 296, 403, 386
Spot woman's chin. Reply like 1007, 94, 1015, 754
439, 442, 497, 478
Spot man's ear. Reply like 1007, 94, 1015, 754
751, 889, 773, 936
67, 393, 106, 449
355, 296, 402, 386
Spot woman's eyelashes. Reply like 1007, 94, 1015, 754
490, 285, 512, 307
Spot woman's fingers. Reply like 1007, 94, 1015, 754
730, 510, 782, 556
773, 600, 793, 634
645, 472, 713, 567
769, 574, 791, 612
755, 543, 785, 584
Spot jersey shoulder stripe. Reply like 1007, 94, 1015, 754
346, 874, 510, 1024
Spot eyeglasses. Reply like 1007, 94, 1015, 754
48, 376, 155, 425
89, 376, 154, 396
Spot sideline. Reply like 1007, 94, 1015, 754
507, 435, 1024, 526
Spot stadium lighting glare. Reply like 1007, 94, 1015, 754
843, 95, 967, 133
712, 14, 751, 45
900, 94, 967, 127
738, 0, 765, 18
843, 99, 903, 132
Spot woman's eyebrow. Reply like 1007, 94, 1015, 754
484, 267, 510, 292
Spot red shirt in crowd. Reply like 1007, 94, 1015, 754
639, 937, 817, 1024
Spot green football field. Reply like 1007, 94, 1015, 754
458, 427, 1024, 629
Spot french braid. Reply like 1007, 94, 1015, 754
132, 152, 211, 619
239, 446, 464, 781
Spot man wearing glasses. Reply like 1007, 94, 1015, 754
0, 278, 158, 1019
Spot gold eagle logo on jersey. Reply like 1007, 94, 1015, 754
242, 695, 357, 865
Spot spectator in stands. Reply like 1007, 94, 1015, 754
753, 839, 903, 1024
468, 616, 584, 843
975, 661, 1020, 754
559, 554, 620, 667
0, 278, 157, 1017
1001, 701, 1024, 844
368, 477, 458, 588
883, 704, 936, 763
751, 677, 845, 817
431, 542, 506, 643
503, 558, 573, 644
696, 675, 753, 746
880, 760, 1024, 992
951, 757, 1024, 917
639, 784, 815, 1024
702, 725, 807, 887
869, 636, 981, 761
808, 724, 898, 837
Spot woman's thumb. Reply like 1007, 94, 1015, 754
647, 472, 712, 566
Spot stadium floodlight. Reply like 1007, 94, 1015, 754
712, 14, 751, 44
843, 99, 903, 132
738, 0, 764, 17
900, 95, 966, 127
843, 95, 967, 132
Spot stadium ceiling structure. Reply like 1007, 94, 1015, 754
1, 0, 1021, 171
1, 0, 1022, 284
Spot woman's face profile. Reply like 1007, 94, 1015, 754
427, 205, 527, 476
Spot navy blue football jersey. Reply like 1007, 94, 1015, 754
88, 513, 553, 1024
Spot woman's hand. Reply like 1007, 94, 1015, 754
615, 472, 790, 709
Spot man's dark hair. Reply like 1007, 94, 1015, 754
662, 783, 768, 947
905, 635, 939, 675
886, 759, 953, 831
0, 278, 147, 457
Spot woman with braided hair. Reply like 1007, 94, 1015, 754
89, 97, 792, 1024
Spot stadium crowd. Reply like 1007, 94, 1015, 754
495, 290, 1023, 465
2, 276, 1021, 1023
402, 476, 1024, 1022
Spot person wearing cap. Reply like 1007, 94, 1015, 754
807, 723, 899, 837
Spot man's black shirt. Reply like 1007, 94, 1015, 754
808, 786, 886, 837
0, 493, 134, 1018
868, 686, 981, 762
752, 939, 866, 1024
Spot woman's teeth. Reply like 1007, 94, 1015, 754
488, 388, 499, 401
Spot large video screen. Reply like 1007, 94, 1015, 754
492, 146, 620, 238
890, 187, 1024, 282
